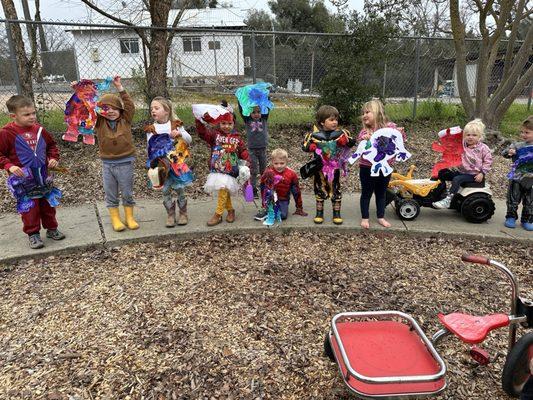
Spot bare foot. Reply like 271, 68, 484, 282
378, 218, 391, 228
360, 219, 370, 229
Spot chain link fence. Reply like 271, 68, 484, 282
0, 19, 531, 116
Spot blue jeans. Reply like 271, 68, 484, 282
102, 160, 135, 208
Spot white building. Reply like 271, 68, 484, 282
68, 8, 247, 82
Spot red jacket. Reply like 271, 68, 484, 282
260, 166, 303, 208
195, 119, 249, 166
0, 122, 59, 171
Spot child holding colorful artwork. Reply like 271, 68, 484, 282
302, 105, 355, 225
235, 83, 274, 199
144, 97, 193, 227
256, 148, 307, 222
433, 118, 493, 210
90, 76, 138, 232
194, 105, 250, 226
357, 99, 403, 229
501, 116, 533, 231
0, 95, 65, 249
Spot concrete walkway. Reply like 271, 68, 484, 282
0, 194, 530, 263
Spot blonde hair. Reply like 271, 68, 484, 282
463, 118, 486, 140
271, 148, 288, 161
151, 96, 176, 121
362, 99, 388, 130
521, 115, 533, 131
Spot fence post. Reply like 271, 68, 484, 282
271, 24, 276, 86
212, 30, 218, 81
5, 22, 22, 94
412, 37, 421, 119
382, 62, 387, 99
251, 32, 257, 84
310, 49, 315, 92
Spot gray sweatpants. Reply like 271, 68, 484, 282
249, 147, 267, 191
102, 160, 135, 208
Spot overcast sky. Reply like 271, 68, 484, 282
5, 0, 365, 22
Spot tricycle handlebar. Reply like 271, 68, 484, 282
461, 253, 490, 265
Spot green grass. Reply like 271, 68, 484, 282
0, 100, 528, 136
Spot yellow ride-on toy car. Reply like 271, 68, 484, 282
386, 165, 496, 223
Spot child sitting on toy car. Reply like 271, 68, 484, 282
433, 119, 493, 209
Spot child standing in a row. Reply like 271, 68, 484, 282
144, 97, 192, 227
94, 76, 139, 231
195, 109, 249, 226
303, 105, 355, 225
502, 116, 533, 230
357, 100, 402, 229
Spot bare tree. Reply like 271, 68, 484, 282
450, 0, 533, 130
80, 0, 194, 101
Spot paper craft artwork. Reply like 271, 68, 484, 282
7, 167, 62, 214
348, 127, 411, 176
431, 126, 463, 178
192, 104, 233, 124
261, 170, 282, 227
63, 77, 112, 145
315, 144, 352, 183
508, 145, 533, 182
146, 134, 194, 190
235, 82, 274, 116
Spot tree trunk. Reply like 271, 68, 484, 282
1, 0, 34, 99
146, 30, 170, 100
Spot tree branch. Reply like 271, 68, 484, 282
493, 63, 533, 121
166, 7, 186, 48
502, 0, 526, 81
80, 0, 148, 45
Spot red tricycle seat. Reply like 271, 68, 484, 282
438, 313, 509, 344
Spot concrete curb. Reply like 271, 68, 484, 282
0, 194, 530, 264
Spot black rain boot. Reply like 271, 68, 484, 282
314, 200, 324, 224
332, 200, 343, 225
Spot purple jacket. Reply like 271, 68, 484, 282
460, 141, 492, 175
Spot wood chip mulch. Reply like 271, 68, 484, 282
1, 231, 531, 399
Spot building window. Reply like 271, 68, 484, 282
183, 37, 202, 52
120, 38, 139, 54
208, 40, 221, 50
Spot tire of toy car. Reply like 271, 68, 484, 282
501, 332, 533, 397
460, 194, 495, 223
396, 199, 420, 220
324, 332, 335, 361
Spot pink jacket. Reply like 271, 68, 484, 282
357, 122, 401, 167
460, 141, 492, 175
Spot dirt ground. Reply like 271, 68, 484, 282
1, 231, 531, 399
0, 121, 513, 214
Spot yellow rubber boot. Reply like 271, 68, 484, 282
109, 207, 126, 232
123, 206, 140, 230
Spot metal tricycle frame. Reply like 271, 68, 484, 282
325, 254, 533, 399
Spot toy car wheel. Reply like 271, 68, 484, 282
324, 331, 335, 361
460, 194, 495, 223
501, 332, 533, 397
395, 199, 420, 221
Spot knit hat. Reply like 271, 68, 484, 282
98, 93, 124, 110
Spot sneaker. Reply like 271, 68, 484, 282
522, 222, 533, 231
46, 229, 66, 240
254, 209, 267, 221
29, 233, 44, 249
504, 218, 516, 229
433, 195, 452, 209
